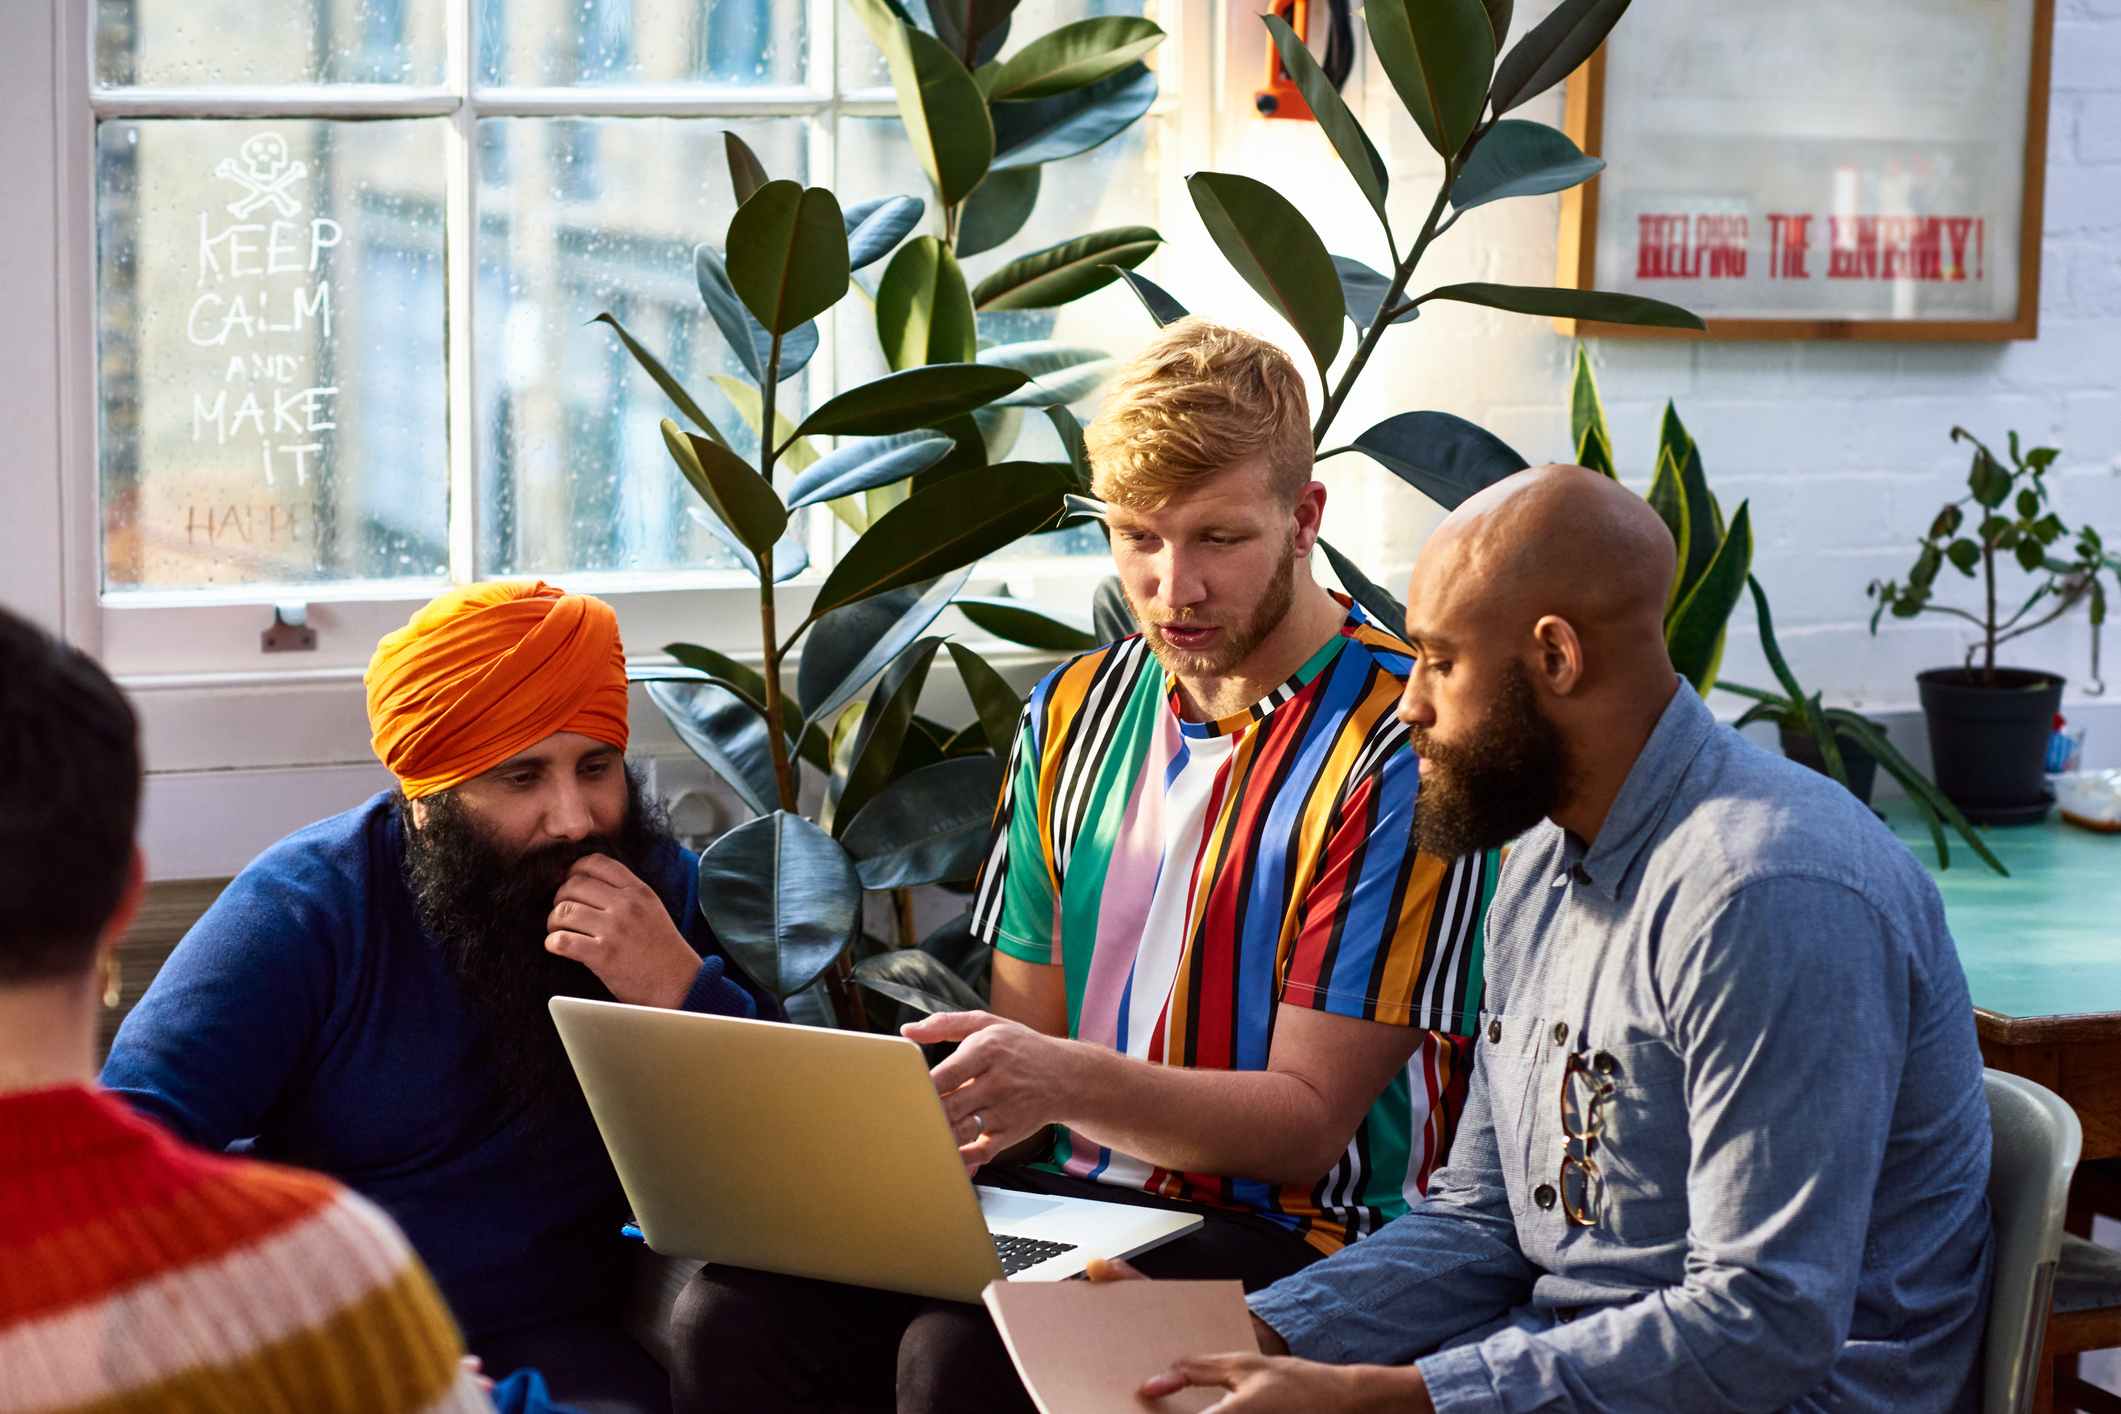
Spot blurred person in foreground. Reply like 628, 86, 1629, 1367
1109, 464, 1993, 1414
102, 582, 769, 1414
0, 602, 566, 1411
669, 319, 1498, 1413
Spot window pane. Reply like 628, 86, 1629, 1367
97, 119, 449, 592
833, 114, 1165, 558
476, 118, 811, 577
94, 1, 446, 88
479, 0, 806, 88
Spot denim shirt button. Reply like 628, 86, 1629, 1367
1594, 1050, 1619, 1076
1534, 1183, 1557, 1210
1551, 1021, 1570, 1045
1488, 1019, 1502, 1043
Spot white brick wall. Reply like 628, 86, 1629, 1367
1198, 0, 2121, 766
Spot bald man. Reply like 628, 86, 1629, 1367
104, 582, 768, 1414
1134, 466, 1994, 1412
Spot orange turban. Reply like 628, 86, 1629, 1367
365, 582, 629, 799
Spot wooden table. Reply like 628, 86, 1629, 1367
1882, 800, 2121, 1158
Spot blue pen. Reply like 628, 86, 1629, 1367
620, 1223, 645, 1242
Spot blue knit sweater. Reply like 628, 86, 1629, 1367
102, 791, 766, 1342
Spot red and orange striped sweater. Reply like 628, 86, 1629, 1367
0, 1083, 490, 1413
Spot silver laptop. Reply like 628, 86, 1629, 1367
550, 997, 1201, 1303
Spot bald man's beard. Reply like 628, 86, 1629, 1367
1126, 531, 1298, 679
1408, 662, 1572, 858
399, 767, 676, 1113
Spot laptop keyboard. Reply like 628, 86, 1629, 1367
992, 1233, 1079, 1275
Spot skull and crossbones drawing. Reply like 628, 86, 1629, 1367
215, 133, 309, 220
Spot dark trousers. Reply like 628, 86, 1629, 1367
476, 1316, 672, 1414
666, 1164, 1320, 1414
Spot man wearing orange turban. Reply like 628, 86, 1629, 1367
105, 582, 768, 1414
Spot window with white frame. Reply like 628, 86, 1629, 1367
79, 0, 1184, 677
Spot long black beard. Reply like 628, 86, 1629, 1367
399, 766, 678, 1114
1408, 660, 1573, 858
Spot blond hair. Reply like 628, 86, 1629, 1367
1085, 318, 1313, 510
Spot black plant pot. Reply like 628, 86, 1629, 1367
1779, 725, 1879, 805
1915, 667, 2063, 825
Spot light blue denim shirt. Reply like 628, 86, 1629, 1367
1249, 683, 1993, 1413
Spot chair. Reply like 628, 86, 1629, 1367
1987, 1069, 2084, 1414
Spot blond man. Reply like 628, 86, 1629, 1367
669, 319, 1497, 1414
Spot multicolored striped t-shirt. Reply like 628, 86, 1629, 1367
971, 598, 1495, 1253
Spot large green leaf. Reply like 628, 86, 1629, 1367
698, 811, 861, 1000
1568, 346, 1609, 465
1420, 282, 1705, 330
645, 680, 779, 817
786, 434, 956, 510
1490, 0, 1631, 116
956, 166, 1040, 259
978, 342, 1113, 407
854, 0, 994, 207
1112, 267, 1188, 327
1263, 14, 1390, 240
682, 504, 808, 583
972, 404, 1024, 462
592, 313, 730, 448
924, 0, 1015, 68
953, 595, 1099, 651
723, 131, 768, 204
852, 947, 987, 1016
1332, 256, 1418, 332
878, 237, 978, 370
1645, 445, 1689, 617
991, 63, 1156, 170
1351, 412, 1529, 511
810, 463, 1072, 619
945, 641, 1026, 754
972, 227, 1160, 311
1452, 120, 1604, 211
981, 16, 1164, 101
1188, 173, 1343, 384
844, 194, 927, 272
659, 643, 800, 745
1366, 0, 1494, 159
660, 419, 789, 556
1673, 428, 1721, 601
1317, 539, 1407, 639
794, 363, 1027, 439
708, 374, 819, 475
726, 181, 850, 337
827, 637, 946, 834
1666, 500, 1752, 695
843, 754, 1006, 890
694, 246, 818, 383
1482, 0, 1514, 44
1046, 405, 1092, 491
798, 570, 973, 733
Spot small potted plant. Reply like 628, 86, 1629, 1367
1867, 427, 2116, 825
1722, 577, 2005, 875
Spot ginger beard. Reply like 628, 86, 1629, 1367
1125, 527, 1299, 679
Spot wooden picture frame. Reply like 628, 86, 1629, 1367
1554, 0, 2054, 342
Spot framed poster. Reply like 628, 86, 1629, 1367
1555, 0, 2054, 341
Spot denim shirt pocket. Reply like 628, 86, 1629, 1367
1475, 1008, 1551, 1221
1589, 1037, 1691, 1244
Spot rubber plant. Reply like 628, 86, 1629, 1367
595, 157, 1072, 1028
966, 0, 1719, 671
828, 0, 1169, 562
